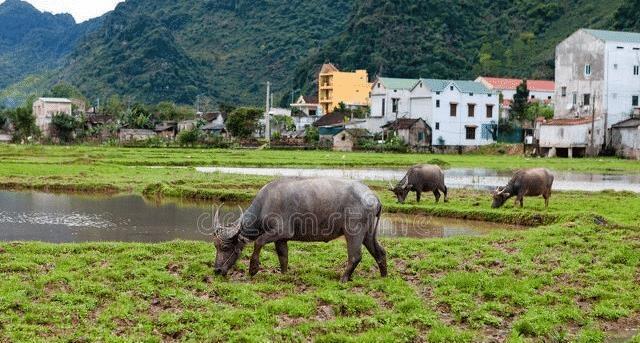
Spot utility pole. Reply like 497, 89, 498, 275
265, 82, 271, 147
590, 91, 596, 156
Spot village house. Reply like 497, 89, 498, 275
154, 121, 178, 139
475, 77, 555, 118
32, 97, 73, 137
369, 77, 498, 146
381, 118, 431, 149
611, 113, 640, 159
539, 29, 640, 157
318, 63, 371, 114
290, 95, 322, 130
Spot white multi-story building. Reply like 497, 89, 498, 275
368, 77, 498, 146
538, 28, 640, 157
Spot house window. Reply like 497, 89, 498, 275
450, 103, 457, 117
435, 122, 440, 130
377, 83, 381, 88
548, 96, 552, 100
381, 98, 385, 116
561, 87, 567, 97
436, 91, 440, 95
436, 100, 440, 108
634, 65, 639, 75
465, 126, 476, 140
614, 64, 618, 69
418, 132, 425, 142
309, 109, 317, 116
585, 64, 591, 76
531, 95, 536, 99
450, 86, 454, 91
486, 105, 493, 118
469, 93, 474, 96
583, 94, 590, 106
617, 46, 624, 50
573, 93, 577, 105
468, 104, 475, 117
633, 96, 639, 107
392, 98, 399, 113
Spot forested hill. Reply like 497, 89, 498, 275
292, 0, 627, 96
58, 0, 353, 105
3, 0, 640, 106
0, 0, 102, 97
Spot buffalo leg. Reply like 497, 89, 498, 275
249, 232, 290, 276
416, 191, 421, 203
433, 189, 441, 203
275, 240, 289, 273
442, 186, 449, 203
341, 236, 364, 283
363, 234, 387, 277
543, 194, 550, 209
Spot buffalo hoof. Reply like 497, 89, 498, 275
249, 267, 260, 277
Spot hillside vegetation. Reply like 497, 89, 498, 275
0, 0, 101, 106
4, 0, 640, 106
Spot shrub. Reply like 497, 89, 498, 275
226, 107, 262, 138
51, 112, 81, 143
177, 128, 202, 147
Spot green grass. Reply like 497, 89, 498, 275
0, 145, 639, 341
1, 144, 640, 172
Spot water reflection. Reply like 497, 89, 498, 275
0, 191, 520, 243
196, 167, 640, 193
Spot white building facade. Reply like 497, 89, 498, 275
32, 97, 73, 137
368, 77, 498, 146
539, 29, 640, 156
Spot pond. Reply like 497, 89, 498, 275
196, 167, 640, 193
0, 191, 520, 243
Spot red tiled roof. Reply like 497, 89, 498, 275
539, 117, 594, 126
479, 77, 555, 92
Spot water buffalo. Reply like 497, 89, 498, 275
209, 177, 387, 283
491, 168, 554, 208
389, 164, 448, 203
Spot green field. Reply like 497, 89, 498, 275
0, 145, 639, 341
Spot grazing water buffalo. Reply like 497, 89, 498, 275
491, 168, 554, 208
209, 177, 387, 283
390, 164, 448, 203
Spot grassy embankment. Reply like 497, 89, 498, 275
0, 145, 639, 341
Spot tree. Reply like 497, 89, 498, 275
154, 101, 195, 121
51, 112, 80, 143
271, 115, 295, 132
511, 80, 530, 122
8, 107, 39, 142
120, 104, 154, 129
304, 126, 319, 144
226, 107, 262, 138
524, 102, 554, 126
177, 127, 202, 147
0, 110, 7, 129
104, 95, 125, 116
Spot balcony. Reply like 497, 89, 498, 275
319, 83, 333, 90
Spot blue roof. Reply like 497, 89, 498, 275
583, 29, 640, 44
419, 79, 493, 94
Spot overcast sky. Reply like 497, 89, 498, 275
1, 0, 124, 22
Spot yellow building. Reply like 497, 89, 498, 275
318, 63, 371, 114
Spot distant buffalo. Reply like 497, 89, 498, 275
491, 168, 554, 208
209, 177, 387, 283
390, 165, 448, 203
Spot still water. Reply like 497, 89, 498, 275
196, 167, 640, 193
0, 191, 519, 243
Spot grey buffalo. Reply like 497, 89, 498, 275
390, 164, 448, 203
491, 168, 554, 208
210, 177, 387, 283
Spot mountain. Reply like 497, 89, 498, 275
0, 0, 102, 105
292, 0, 626, 96
59, 0, 353, 105
3, 0, 639, 107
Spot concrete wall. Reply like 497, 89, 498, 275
612, 126, 640, 159
603, 42, 640, 127
33, 99, 73, 137
555, 30, 606, 119
370, 82, 413, 120
332, 131, 354, 151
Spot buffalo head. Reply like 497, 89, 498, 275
389, 179, 410, 204
210, 206, 248, 276
491, 187, 511, 208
